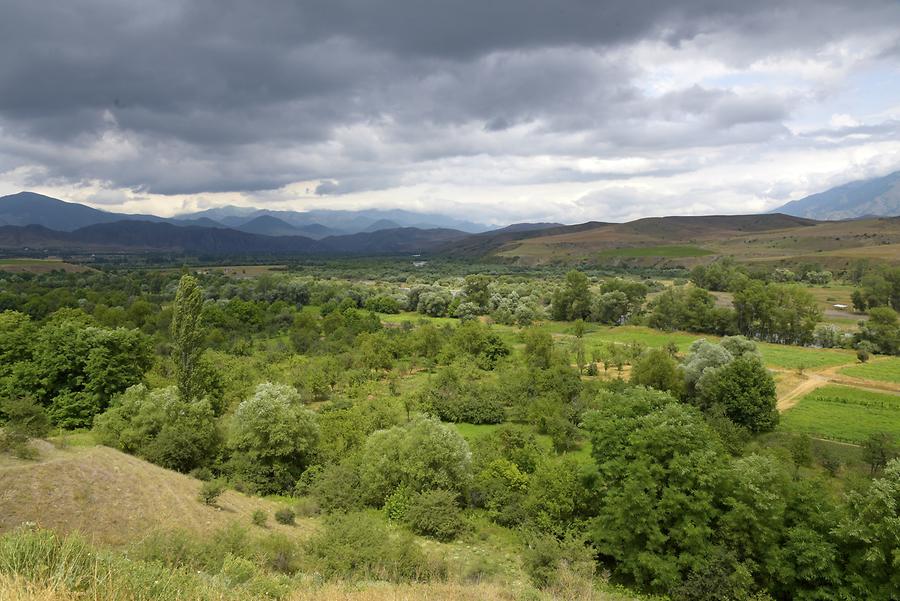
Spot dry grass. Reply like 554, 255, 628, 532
290, 582, 521, 601
0, 446, 308, 546
0, 577, 642, 601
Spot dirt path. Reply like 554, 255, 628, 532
777, 373, 829, 412
775, 356, 900, 413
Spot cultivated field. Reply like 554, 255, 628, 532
839, 357, 900, 384
778, 385, 900, 443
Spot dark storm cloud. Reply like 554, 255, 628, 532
0, 0, 898, 200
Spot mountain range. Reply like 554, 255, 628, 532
772, 170, 900, 220
175, 204, 491, 235
1, 169, 899, 258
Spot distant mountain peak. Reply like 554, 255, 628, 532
773, 170, 900, 220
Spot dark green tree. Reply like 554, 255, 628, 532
697, 356, 778, 433
551, 270, 592, 321
629, 348, 683, 396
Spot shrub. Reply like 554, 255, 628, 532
293, 496, 321, 518
310, 458, 365, 512
821, 452, 842, 477
0, 430, 39, 460
358, 417, 472, 506
522, 533, 594, 590
304, 511, 440, 582
274, 507, 295, 525
404, 489, 467, 542
198, 479, 226, 506
251, 510, 268, 528
383, 487, 413, 522
93, 385, 219, 473
220, 552, 257, 586
255, 532, 299, 574
189, 466, 214, 481
1, 397, 50, 439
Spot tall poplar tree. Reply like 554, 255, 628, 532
171, 274, 205, 402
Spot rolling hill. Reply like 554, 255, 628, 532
457, 213, 900, 268
773, 170, 900, 220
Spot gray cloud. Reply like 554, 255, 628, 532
0, 0, 899, 220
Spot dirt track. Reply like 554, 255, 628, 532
775, 357, 900, 413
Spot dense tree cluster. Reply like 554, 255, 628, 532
2, 264, 899, 600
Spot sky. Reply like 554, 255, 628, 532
1, 0, 899, 226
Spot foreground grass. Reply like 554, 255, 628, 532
839, 357, 900, 384
0, 527, 648, 601
778, 385, 900, 443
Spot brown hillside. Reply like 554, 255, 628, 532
492, 214, 900, 267
0, 445, 307, 547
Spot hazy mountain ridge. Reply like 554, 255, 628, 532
177, 205, 491, 234
773, 170, 900, 220
0, 192, 492, 235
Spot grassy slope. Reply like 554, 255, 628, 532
0, 444, 306, 546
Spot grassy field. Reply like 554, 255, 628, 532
0, 258, 91, 273
778, 385, 900, 443
755, 343, 856, 370
595, 245, 713, 258
839, 357, 900, 384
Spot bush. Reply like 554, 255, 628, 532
293, 496, 321, 518
198, 479, 226, 506
274, 507, 295, 525
251, 510, 268, 528
1, 397, 50, 439
383, 487, 413, 522
255, 532, 299, 574
189, 466, 214, 481
522, 533, 594, 590
358, 417, 472, 506
404, 489, 467, 542
0, 429, 39, 460
93, 385, 219, 473
220, 552, 257, 586
304, 511, 441, 582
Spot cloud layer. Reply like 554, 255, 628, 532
1, 0, 899, 222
